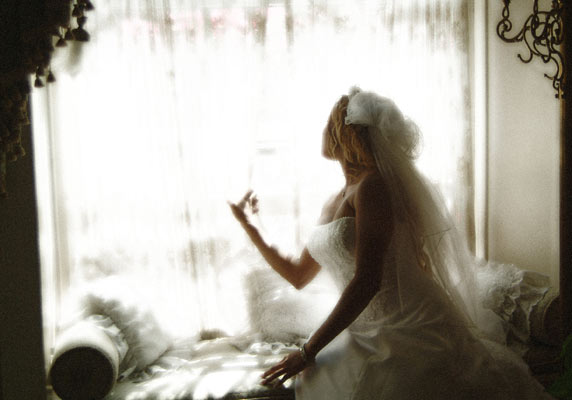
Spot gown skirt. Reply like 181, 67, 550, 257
295, 217, 553, 400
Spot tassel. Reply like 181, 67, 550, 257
34, 76, 44, 88
84, 0, 95, 11
72, 4, 83, 18
56, 34, 67, 47
47, 70, 56, 83
73, 16, 90, 42
72, 28, 90, 42
77, 16, 87, 28
64, 27, 74, 40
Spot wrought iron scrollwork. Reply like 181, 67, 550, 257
496, 0, 565, 98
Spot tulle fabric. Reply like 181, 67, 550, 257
345, 88, 489, 333
297, 218, 551, 400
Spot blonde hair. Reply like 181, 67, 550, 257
325, 96, 376, 179
327, 95, 431, 274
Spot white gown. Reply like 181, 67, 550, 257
296, 216, 553, 400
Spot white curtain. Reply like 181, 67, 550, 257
32, 0, 472, 361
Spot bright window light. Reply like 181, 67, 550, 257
32, 0, 472, 358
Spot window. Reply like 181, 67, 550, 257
32, 0, 472, 361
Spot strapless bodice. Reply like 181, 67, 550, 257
306, 216, 404, 329
306, 217, 357, 292
306, 216, 465, 331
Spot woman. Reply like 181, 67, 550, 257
229, 88, 552, 399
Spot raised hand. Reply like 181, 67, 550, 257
229, 190, 259, 226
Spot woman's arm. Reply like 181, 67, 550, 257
261, 174, 394, 385
229, 191, 321, 290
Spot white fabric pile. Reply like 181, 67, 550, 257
475, 260, 551, 350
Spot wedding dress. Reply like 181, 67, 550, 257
295, 216, 553, 400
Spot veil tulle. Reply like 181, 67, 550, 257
345, 87, 496, 335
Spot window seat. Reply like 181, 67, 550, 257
104, 336, 297, 400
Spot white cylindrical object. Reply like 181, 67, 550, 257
49, 320, 120, 400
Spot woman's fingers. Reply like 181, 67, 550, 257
261, 361, 288, 385
262, 365, 298, 387
262, 370, 286, 386
261, 352, 306, 386
251, 195, 259, 214
237, 190, 254, 208
261, 359, 285, 379
278, 371, 296, 386
261, 371, 279, 385
231, 190, 260, 220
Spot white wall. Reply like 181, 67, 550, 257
486, 0, 560, 285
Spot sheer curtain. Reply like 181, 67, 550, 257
32, 0, 472, 361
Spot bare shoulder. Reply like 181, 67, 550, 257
356, 173, 390, 203
357, 173, 387, 194
354, 173, 392, 219
318, 191, 341, 224
323, 191, 340, 207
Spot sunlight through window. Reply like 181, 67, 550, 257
32, 0, 472, 369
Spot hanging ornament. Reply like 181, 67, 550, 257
1, 0, 94, 197
84, 0, 95, 11
72, 3, 83, 18
34, 75, 45, 88
64, 27, 74, 41
47, 69, 56, 83
72, 16, 90, 42
56, 30, 67, 47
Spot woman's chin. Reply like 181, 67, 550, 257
321, 151, 336, 161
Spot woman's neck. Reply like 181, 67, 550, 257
340, 160, 375, 186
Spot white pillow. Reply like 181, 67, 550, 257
77, 276, 172, 372
245, 268, 338, 343
476, 260, 550, 345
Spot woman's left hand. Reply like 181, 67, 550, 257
228, 190, 259, 227
261, 350, 309, 387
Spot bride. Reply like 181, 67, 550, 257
229, 88, 552, 399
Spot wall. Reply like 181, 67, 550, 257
0, 121, 47, 398
486, 0, 560, 285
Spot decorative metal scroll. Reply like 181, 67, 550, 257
496, 0, 565, 98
